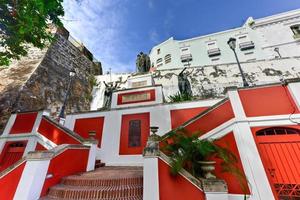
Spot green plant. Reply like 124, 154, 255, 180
89, 75, 99, 87
0, 0, 64, 66
168, 92, 193, 103
161, 128, 248, 195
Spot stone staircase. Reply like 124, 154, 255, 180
40, 166, 143, 200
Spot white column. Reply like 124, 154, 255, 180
227, 88, 246, 120
287, 80, 300, 110
233, 123, 274, 200
143, 157, 159, 200
227, 87, 274, 200
85, 140, 97, 171
14, 152, 52, 200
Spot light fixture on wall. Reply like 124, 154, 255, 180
227, 37, 249, 87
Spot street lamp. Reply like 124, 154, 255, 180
227, 37, 249, 87
58, 69, 76, 120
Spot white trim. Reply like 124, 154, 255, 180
23, 137, 37, 157
2, 113, 17, 137
227, 89, 247, 120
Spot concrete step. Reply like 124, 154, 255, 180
41, 166, 143, 200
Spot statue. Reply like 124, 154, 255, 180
103, 81, 119, 108
177, 67, 193, 96
136, 52, 151, 73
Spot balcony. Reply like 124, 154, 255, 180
239, 41, 255, 51
180, 54, 192, 62
207, 48, 221, 57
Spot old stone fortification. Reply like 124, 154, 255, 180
0, 29, 101, 132
93, 57, 300, 109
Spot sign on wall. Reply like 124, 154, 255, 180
117, 89, 156, 105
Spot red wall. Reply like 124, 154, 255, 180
38, 118, 80, 145
170, 107, 208, 129
10, 112, 38, 134
0, 162, 26, 199
239, 85, 299, 117
184, 101, 234, 135
40, 148, 89, 196
212, 132, 250, 194
119, 113, 150, 155
0, 141, 27, 172
158, 159, 205, 200
73, 117, 105, 147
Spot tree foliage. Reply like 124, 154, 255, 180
0, 0, 64, 66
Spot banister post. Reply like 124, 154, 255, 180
14, 151, 53, 200
143, 127, 160, 200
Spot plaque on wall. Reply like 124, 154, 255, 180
117, 89, 156, 105
131, 80, 148, 88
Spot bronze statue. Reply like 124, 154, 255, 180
136, 52, 151, 73
103, 81, 119, 108
177, 67, 193, 96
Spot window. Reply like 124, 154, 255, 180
237, 34, 255, 50
165, 54, 171, 64
128, 120, 141, 147
157, 49, 161, 54
156, 58, 162, 64
206, 41, 221, 57
291, 25, 300, 39
180, 46, 192, 62
256, 127, 299, 136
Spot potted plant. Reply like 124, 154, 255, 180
161, 128, 246, 182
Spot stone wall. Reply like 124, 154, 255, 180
0, 31, 100, 132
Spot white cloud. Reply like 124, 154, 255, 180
62, 0, 133, 73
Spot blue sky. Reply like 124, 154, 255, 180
62, 0, 300, 73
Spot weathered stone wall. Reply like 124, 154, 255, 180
93, 57, 300, 109
0, 32, 99, 132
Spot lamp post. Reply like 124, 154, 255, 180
58, 69, 76, 120
227, 37, 249, 87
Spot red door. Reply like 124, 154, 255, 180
0, 142, 26, 172
255, 127, 300, 200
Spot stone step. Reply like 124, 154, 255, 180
40, 197, 142, 200
47, 185, 143, 199
61, 176, 143, 187
41, 166, 143, 200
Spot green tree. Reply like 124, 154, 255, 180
0, 0, 64, 66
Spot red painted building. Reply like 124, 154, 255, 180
0, 76, 300, 200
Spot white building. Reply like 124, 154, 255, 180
149, 9, 300, 70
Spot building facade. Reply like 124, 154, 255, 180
149, 9, 300, 70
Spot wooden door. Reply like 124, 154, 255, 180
255, 127, 300, 200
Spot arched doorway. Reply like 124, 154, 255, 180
255, 127, 300, 200
0, 141, 27, 172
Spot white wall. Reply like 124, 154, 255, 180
65, 99, 220, 166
